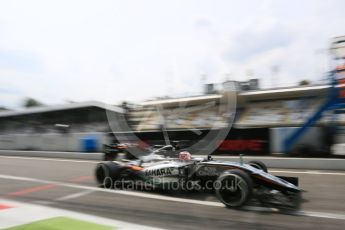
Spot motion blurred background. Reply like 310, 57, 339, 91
1, 0, 345, 156
2, 1, 345, 230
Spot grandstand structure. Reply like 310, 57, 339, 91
0, 84, 334, 135
0, 101, 122, 135
0, 84, 336, 153
130, 84, 331, 131
130, 94, 230, 131
125, 84, 334, 155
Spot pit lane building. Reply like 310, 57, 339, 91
0, 84, 336, 154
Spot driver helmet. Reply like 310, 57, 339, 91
178, 151, 191, 161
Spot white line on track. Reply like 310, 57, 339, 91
0, 155, 96, 164
55, 190, 94, 201
1, 174, 345, 221
203, 155, 345, 161
1, 151, 343, 161
1, 155, 345, 176
300, 211, 345, 221
270, 170, 345, 176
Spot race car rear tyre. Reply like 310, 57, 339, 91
248, 160, 268, 173
215, 169, 253, 208
95, 162, 122, 188
103, 153, 116, 161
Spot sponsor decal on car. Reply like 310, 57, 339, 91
197, 166, 221, 176
145, 167, 176, 177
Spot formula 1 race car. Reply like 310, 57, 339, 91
95, 145, 302, 209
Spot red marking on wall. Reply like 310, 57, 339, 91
7, 184, 57, 197
0, 204, 13, 210
218, 139, 263, 151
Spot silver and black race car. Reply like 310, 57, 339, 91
95, 145, 302, 209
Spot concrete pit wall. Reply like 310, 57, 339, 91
270, 127, 325, 153
0, 133, 110, 152
0, 127, 328, 154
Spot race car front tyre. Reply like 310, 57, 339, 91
215, 169, 253, 208
248, 160, 268, 173
95, 162, 122, 188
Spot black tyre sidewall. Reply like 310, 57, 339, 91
248, 160, 268, 173
215, 169, 253, 208
95, 162, 123, 188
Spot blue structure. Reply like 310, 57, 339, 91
284, 67, 345, 153
81, 136, 98, 152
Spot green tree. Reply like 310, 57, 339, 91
299, 80, 310, 86
23, 98, 43, 108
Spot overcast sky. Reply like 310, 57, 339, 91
1, 0, 345, 109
